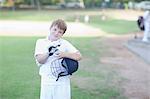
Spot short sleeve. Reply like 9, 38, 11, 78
34, 39, 48, 57
64, 40, 78, 53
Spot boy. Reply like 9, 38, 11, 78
34, 19, 82, 99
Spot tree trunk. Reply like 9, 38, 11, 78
30, 0, 35, 7
35, 0, 41, 10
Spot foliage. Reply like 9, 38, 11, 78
2, 0, 146, 9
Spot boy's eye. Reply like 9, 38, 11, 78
59, 31, 63, 34
54, 28, 57, 31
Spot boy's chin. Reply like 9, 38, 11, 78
49, 36, 59, 41
53, 37, 60, 41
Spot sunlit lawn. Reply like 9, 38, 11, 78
0, 10, 100, 21
67, 15, 139, 35
0, 36, 125, 99
90, 19, 138, 35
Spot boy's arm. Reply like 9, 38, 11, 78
35, 53, 49, 64
34, 39, 50, 64
56, 51, 82, 61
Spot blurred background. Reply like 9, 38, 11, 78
0, 0, 150, 99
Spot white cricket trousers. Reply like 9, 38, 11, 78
143, 22, 150, 42
40, 75, 71, 99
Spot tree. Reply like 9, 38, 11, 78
35, 0, 41, 10
30, 0, 35, 7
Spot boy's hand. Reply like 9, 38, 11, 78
54, 51, 66, 58
48, 45, 60, 56
55, 51, 82, 61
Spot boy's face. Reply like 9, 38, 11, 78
49, 25, 64, 41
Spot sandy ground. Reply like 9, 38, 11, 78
102, 9, 144, 21
100, 35, 150, 99
0, 20, 107, 37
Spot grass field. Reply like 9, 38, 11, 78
0, 10, 100, 21
0, 36, 125, 99
89, 18, 139, 35
68, 15, 139, 35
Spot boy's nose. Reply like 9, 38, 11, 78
54, 32, 58, 35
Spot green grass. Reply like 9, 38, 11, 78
0, 10, 99, 21
0, 37, 40, 99
89, 16, 139, 35
0, 10, 68, 21
67, 15, 139, 35
0, 36, 125, 99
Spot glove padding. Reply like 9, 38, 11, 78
61, 58, 79, 75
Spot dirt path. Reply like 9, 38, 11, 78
102, 9, 144, 21
0, 20, 107, 37
100, 35, 150, 99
